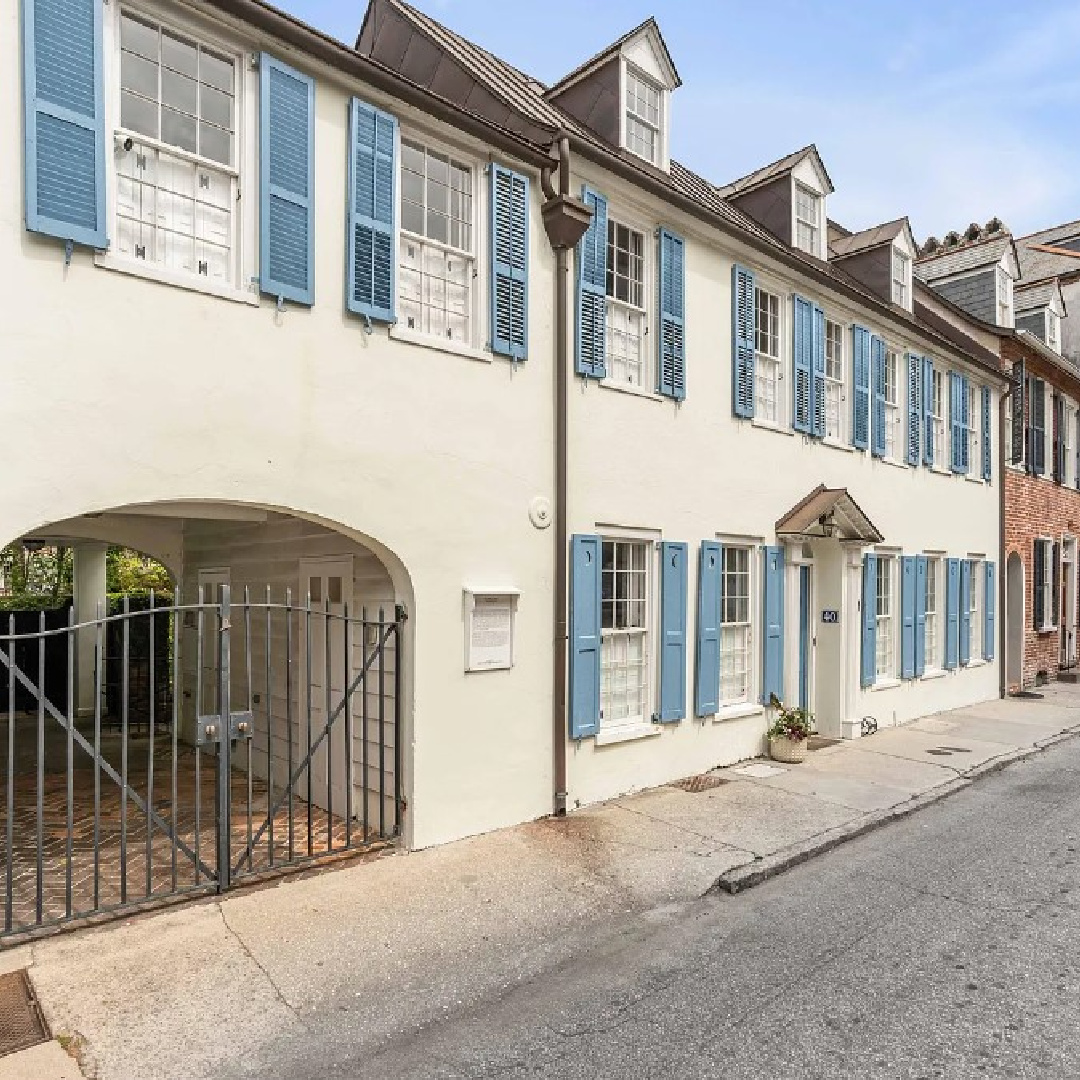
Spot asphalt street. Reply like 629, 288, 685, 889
242, 735, 1080, 1080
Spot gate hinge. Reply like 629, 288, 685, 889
395, 603, 408, 623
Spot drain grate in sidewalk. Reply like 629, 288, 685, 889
0, 970, 47, 1058
673, 774, 729, 793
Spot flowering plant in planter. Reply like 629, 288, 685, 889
766, 694, 815, 762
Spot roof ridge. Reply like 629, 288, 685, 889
717, 144, 816, 191
1016, 216, 1080, 242
545, 17, 660, 97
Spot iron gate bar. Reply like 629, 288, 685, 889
5, 618, 12, 930
378, 607, 385, 838
232, 613, 397, 876
217, 588, 232, 892
65, 608, 73, 919
93, 604, 102, 909
120, 597, 128, 904
344, 602, 352, 849
36, 612, 43, 925
0, 613, 217, 882
170, 589, 180, 892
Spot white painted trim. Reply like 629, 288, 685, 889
94, 253, 259, 305
594, 723, 661, 747
389, 324, 493, 364
871, 678, 901, 692
920, 668, 947, 681
711, 703, 764, 723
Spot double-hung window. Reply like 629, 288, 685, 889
875, 556, 896, 680
925, 558, 942, 670
399, 139, 475, 345
115, 11, 239, 285
755, 287, 782, 423
794, 185, 820, 256
824, 318, 845, 441
892, 249, 910, 307
932, 369, 947, 467
719, 547, 752, 705
600, 539, 651, 733
1065, 402, 1075, 487
968, 382, 980, 477
1036, 538, 1055, 631
624, 67, 662, 166
997, 268, 1013, 327
605, 220, 650, 388
1049, 310, 1062, 353
969, 559, 983, 660
883, 348, 900, 459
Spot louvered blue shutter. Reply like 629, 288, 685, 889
923, 357, 935, 467
659, 542, 688, 722
945, 557, 960, 670
981, 385, 992, 481
732, 264, 756, 418
915, 555, 928, 677
347, 97, 396, 323
949, 373, 962, 473
812, 304, 826, 438
575, 187, 607, 378
901, 556, 916, 679
490, 164, 529, 359
568, 535, 602, 739
792, 295, 812, 433
959, 559, 972, 665
260, 55, 315, 305
852, 326, 870, 450
906, 354, 921, 466
657, 229, 686, 399
861, 554, 877, 688
761, 546, 785, 703
984, 561, 996, 661
960, 375, 971, 473
22, 0, 107, 249
871, 335, 887, 457
694, 541, 722, 717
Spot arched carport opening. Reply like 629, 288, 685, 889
2, 500, 413, 939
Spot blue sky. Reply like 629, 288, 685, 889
287, 0, 1080, 241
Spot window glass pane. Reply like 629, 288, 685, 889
122, 51, 159, 99
162, 106, 197, 153
308, 577, 322, 603
121, 14, 159, 60
201, 84, 233, 130
327, 576, 343, 605
161, 30, 198, 77
199, 123, 231, 165
200, 49, 234, 93
121, 90, 159, 139
162, 67, 198, 115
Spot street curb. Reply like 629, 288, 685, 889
711, 725, 1080, 896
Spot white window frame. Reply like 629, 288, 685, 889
924, 556, 943, 672
603, 211, 654, 394
599, 536, 656, 740
875, 555, 897, 682
1064, 400, 1075, 488
793, 183, 821, 258
622, 64, 664, 167
96, 1, 257, 305
931, 368, 947, 471
719, 546, 754, 707
1048, 309, 1062, 353
891, 248, 911, 308
996, 267, 1014, 328
823, 316, 846, 442
754, 283, 785, 426
1038, 537, 1056, 632
883, 347, 900, 460
968, 381, 981, 478
969, 558, 983, 661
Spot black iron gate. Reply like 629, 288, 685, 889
0, 586, 403, 940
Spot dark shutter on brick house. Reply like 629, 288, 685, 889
1010, 360, 1025, 466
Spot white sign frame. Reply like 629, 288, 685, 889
463, 588, 519, 672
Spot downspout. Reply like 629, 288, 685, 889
999, 374, 1012, 698
540, 136, 590, 817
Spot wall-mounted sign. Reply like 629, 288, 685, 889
464, 589, 519, 671
821, 609, 840, 624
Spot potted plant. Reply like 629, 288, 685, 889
766, 694, 815, 763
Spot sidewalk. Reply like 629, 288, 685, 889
14, 684, 1080, 1080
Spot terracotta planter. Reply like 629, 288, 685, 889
768, 734, 809, 764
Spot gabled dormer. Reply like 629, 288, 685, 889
546, 19, 681, 171
915, 221, 1019, 329
829, 218, 917, 312
1015, 278, 1067, 352
715, 146, 834, 260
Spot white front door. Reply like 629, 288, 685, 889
299, 558, 353, 819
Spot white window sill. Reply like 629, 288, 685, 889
871, 677, 901, 691
711, 702, 764, 723
965, 659, 988, 668
822, 438, 855, 454
750, 419, 795, 437
965, 476, 989, 486
920, 668, 947, 681
94, 253, 259, 306
389, 324, 492, 364
1037, 624, 1058, 635
594, 722, 662, 747
598, 378, 664, 403
877, 457, 909, 471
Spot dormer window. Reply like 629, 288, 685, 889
624, 66, 663, 165
1048, 309, 1061, 352
892, 249, 911, 308
794, 184, 820, 256
997, 268, 1013, 327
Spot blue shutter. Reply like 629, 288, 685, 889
657, 229, 686, 399
861, 554, 877, 688
659, 542, 688, 722
575, 187, 607, 378
945, 557, 960, 670
922, 357, 935, 467
960, 375, 971, 473
901, 556, 916, 679
981, 386, 992, 481
347, 97, 396, 323
260, 55, 315, 306
959, 559, 972, 665
906, 354, 921, 466
812, 304, 826, 438
915, 555, 928, 677
871, 335, 887, 458
694, 541, 722, 717
22, 0, 107, 249
984, 561, 996, 661
490, 164, 530, 359
949, 373, 963, 473
792, 295, 812, 433
568, 535, 602, 739
732, 264, 756, 418
761, 546, 785, 703
852, 326, 870, 450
